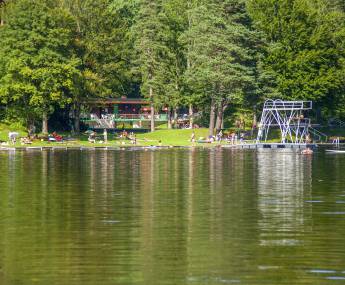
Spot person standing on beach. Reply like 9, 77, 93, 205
190, 131, 195, 143
103, 129, 108, 143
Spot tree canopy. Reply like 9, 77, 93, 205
0, 0, 345, 132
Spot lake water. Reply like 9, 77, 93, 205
0, 148, 345, 285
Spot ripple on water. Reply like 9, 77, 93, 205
187, 276, 241, 284
309, 269, 336, 274
326, 277, 345, 280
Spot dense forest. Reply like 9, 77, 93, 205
0, 0, 345, 134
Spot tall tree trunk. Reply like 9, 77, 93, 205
215, 105, 221, 133
74, 104, 81, 135
42, 111, 49, 135
150, 104, 155, 132
0, 4, 4, 26
209, 99, 216, 137
149, 86, 155, 132
215, 102, 227, 133
173, 107, 178, 129
167, 107, 173, 129
189, 104, 194, 129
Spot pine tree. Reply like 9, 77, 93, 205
183, 0, 257, 135
131, 0, 172, 131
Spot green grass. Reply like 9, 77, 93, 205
0, 123, 27, 141
0, 122, 214, 147
136, 128, 210, 146
2, 121, 345, 148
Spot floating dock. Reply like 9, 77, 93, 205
223, 143, 317, 150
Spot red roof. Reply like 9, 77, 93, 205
85, 98, 150, 105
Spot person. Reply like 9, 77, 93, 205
103, 129, 108, 143
52, 132, 63, 142
8, 132, 19, 144
217, 130, 223, 143
190, 131, 195, 143
131, 134, 137, 145
240, 133, 244, 144
301, 147, 313, 155
231, 132, 235, 145
28, 124, 36, 138
88, 131, 96, 143
20, 137, 32, 145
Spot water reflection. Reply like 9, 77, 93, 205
0, 149, 345, 285
257, 149, 313, 246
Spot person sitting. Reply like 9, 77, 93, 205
20, 137, 32, 145
51, 132, 63, 142
88, 131, 96, 143
301, 147, 313, 155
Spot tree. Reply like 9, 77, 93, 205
57, 0, 135, 133
0, 0, 81, 133
248, 0, 345, 117
130, 0, 173, 132
183, 0, 257, 135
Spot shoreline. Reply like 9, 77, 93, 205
0, 142, 337, 152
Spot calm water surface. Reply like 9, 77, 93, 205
0, 148, 345, 285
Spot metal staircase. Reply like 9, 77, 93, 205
309, 127, 328, 143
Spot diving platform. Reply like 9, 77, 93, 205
257, 99, 313, 144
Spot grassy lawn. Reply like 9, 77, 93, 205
0, 123, 27, 141
2, 121, 345, 148
0, 123, 215, 147
136, 128, 210, 146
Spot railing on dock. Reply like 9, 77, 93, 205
309, 127, 328, 143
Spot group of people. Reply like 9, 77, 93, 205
190, 130, 247, 144
191, 130, 246, 144
88, 129, 138, 145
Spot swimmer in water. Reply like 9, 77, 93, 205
301, 147, 313, 155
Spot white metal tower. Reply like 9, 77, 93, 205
256, 99, 312, 144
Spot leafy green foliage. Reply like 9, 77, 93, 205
248, 0, 345, 115
0, 0, 82, 127
1, 0, 345, 132
182, 0, 258, 108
